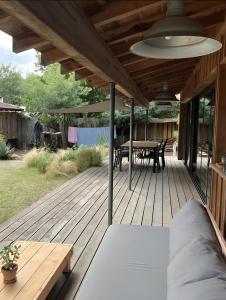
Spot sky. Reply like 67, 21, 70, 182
0, 30, 37, 77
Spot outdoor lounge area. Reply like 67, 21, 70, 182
0, 0, 226, 299
0, 156, 200, 299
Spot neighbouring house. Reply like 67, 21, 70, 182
0, 98, 35, 148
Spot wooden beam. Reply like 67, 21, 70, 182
41, 48, 70, 66
131, 59, 198, 80
102, 5, 226, 46
91, 1, 163, 28
60, 59, 84, 75
126, 58, 170, 74
140, 71, 193, 89
0, 1, 148, 106
75, 69, 93, 81
13, 34, 49, 53
119, 54, 147, 67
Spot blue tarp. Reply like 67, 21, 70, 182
77, 127, 116, 146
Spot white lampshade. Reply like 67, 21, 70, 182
130, 0, 222, 59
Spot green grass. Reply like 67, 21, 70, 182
0, 161, 67, 224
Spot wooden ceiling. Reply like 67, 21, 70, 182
0, 0, 225, 106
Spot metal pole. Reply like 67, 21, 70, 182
128, 99, 134, 190
108, 82, 115, 226
145, 108, 148, 141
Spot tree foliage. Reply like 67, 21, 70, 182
102, 102, 180, 127
0, 63, 105, 111
0, 62, 179, 128
0, 65, 24, 105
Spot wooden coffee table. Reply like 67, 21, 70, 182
0, 241, 73, 300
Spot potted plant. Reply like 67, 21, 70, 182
0, 244, 21, 284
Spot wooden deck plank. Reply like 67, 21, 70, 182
1, 167, 107, 243
132, 167, 150, 225
162, 159, 172, 226
171, 157, 187, 207
0, 156, 201, 300
167, 156, 180, 216
114, 168, 141, 224
121, 167, 147, 224
152, 171, 163, 226
0, 166, 100, 234
142, 170, 157, 226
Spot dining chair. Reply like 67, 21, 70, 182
159, 139, 168, 169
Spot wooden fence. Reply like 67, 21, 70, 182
0, 112, 35, 148
134, 121, 177, 140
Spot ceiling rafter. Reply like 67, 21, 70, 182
0, 0, 148, 106
91, 1, 164, 28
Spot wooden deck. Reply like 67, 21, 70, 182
0, 156, 201, 300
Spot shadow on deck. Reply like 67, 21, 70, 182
0, 156, 201, 299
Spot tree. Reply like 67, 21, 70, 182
22, 64, 105, 112
0, 65, 24, 105
112, 102, 180, 127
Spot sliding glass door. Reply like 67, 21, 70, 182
185, 86, 215, 202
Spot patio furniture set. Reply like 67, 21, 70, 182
114, 139, 168, 173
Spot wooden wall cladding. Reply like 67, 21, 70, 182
210, 165, 226, 238
0, 112, 17, 139
181, 32, 226, 102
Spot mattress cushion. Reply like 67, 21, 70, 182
76, 224, 169, 300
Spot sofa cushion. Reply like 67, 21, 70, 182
167, 277, 226, 300
76, 224, 169, 300
170, 199, 219, 259
168, 235, 226, 289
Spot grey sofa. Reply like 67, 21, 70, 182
76, 200, 226, 300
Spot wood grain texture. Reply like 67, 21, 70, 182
0, 241, 72, 300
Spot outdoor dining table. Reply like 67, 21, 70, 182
119, 140, 159, 172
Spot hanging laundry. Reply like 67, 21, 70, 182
68, 126, 77, 144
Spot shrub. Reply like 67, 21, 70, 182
76, 147, 102, 172
0, 134, 5, 143
25, 149, 54, 173
46, 158, 78, 178
0, 141, 13, 160
59, 148, 77, 162
24, 146, 102, 177
96, 145, 109, 158
90, 148, 102, 166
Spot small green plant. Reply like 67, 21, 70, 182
25, 148, 54, 173
0, 244, 21, 271
0, 133, 5, 143
0, 141, 13, 160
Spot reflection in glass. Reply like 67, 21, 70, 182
196, 95, 214, 200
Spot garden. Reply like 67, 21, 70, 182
0, 133, 107, 224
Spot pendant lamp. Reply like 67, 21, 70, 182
130, 0, 222, 59
155, 82, 178, 102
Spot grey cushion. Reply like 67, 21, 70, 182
76, 224, 169, 300
167, 277, 226, 300
168, 235, 226, 289
170, 199, 219, 259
